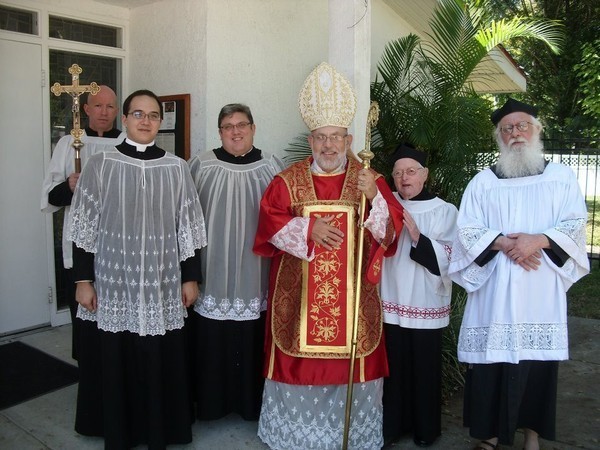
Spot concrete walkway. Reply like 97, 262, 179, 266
0, 317, 598, 449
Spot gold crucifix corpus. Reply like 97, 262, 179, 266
51, 64, 100, 173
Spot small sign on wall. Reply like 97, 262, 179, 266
157, 94, 190, 160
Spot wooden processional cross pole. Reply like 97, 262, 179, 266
50, 64, 100, 173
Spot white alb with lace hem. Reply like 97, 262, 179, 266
258, 379, 384, 450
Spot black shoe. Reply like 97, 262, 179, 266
383, 435, 400, 448
413, 436, 435, 447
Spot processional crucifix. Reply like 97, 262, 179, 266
51, 64, 100, 173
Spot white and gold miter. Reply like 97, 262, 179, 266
298, 62, 357, 131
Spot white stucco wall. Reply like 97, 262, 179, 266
371, 0, 416, 81
128, 0, 207, 156
204, 0, 327, 158
127, 0, 327, 159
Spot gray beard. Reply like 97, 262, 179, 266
495, 135, 546, 178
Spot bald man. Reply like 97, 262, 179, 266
41, 85, 126, 360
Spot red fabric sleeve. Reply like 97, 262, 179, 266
253, 176, 293, 257
365, 177, 404, 283
376, 177, 404, 256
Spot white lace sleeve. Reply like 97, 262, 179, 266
268, 217, 315, 261
542, 169, 590, 286
67, 145, 104, 257
177, 164, 207, 261
363, 190, 389, 242
544, 217, 590, 286
449, 226, 500, 293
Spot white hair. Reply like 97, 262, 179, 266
494, 116, 546, 178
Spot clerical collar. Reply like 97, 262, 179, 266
85, 127, 122, 138
214, 146, 262, 164
399, 187, 435, 201
311, 156, 347, 175
125, 138, 156, 152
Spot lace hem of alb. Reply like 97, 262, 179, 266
458, 322, 568, 353
194, 293, 267, 320
258, 383, 383, 450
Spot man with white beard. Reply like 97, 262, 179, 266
448, 98, 589, 450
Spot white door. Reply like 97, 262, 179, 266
0, 39, 51, 334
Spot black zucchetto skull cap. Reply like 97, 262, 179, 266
491, 98, 538, 125
389, 142, 428, 167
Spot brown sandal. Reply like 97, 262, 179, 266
473, 440, 499, 450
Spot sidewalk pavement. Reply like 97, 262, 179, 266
0, 317, 598, 449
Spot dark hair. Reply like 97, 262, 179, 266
122, 89, 163, 119
218, 103, 253, 128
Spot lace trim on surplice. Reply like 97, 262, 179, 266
68, 187, 100, 253
458, 322, 568, 354
195, 292, 267, 320
178, 197, 208, 260
451, 226, 495, 285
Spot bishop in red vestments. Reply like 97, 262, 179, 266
254, 62, 403, 450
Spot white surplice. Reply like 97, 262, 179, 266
67, 149, 207, 336
449, 163, 589, 364
41, 131, 126, 268
188, 150, 285, 320
381, 194, 458, 329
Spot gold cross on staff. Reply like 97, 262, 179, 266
51, 64, 101, 172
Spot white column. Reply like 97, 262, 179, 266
329, 0, 371, 156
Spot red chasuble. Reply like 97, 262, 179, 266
254, 158, 403, 385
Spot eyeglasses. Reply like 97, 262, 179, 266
220, 122, 252, 132
311, 134, 348, 144
127, 110, 161, 121
392, 167, 424, 178
499, 121, 533, 135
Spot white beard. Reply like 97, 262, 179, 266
495, 134, 546, 178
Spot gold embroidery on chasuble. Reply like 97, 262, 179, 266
272, 158, 382, 359
301, 204, 355, 354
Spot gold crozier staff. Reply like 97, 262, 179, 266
50, 63, 100, 173
341, 101, 380, 450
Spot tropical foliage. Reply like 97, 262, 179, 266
371, 0, 564, 397
574, 39, 600, 140
371, 0, 564, 205
486, 0, 600, 139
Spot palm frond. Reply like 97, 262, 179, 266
283, 133, 311, 163
476, 17, 564, 54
